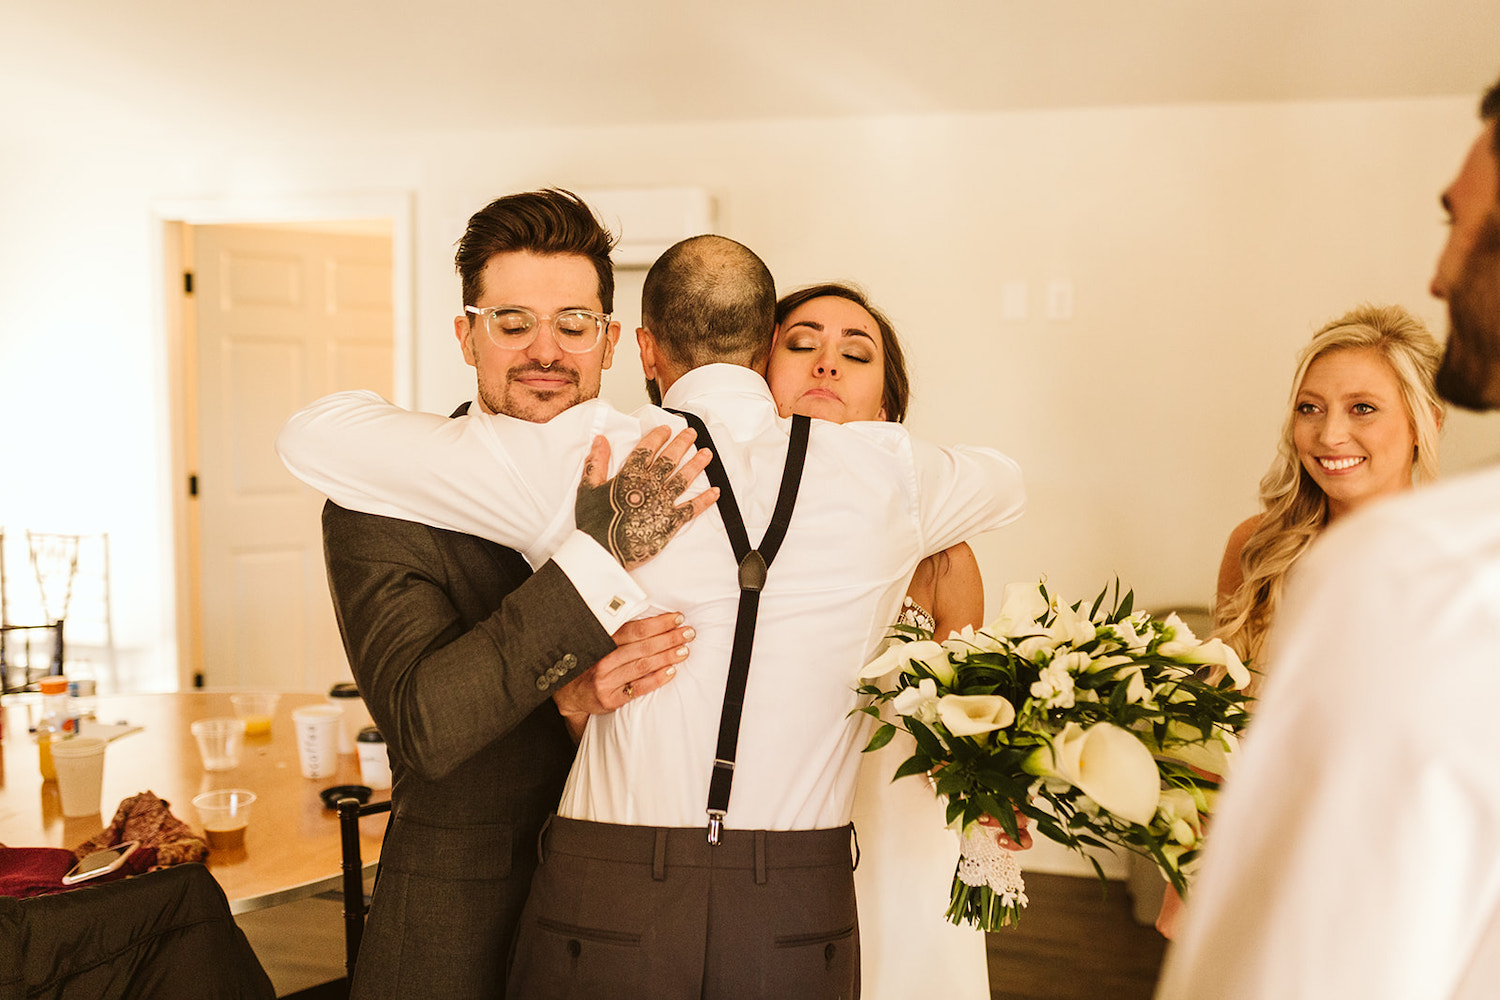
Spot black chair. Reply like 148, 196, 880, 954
0, 619, 65, 693
337, 797, 392, 980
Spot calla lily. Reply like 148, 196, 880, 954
1025, 722, 1161, 826
937, 694, 1016, 737
990, 582, 1050, 638
1179, 637, 1251, 691
1047, 603, 1096, 646
859, 639, 952, 683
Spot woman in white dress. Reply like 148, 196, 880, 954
766, 283, 1026, 999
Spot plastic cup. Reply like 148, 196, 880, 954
193, 788, 256, 851
230, 692, 280, 738
51, 737, 107, 817
190, 717, 245, 771
292, 704, 342, 779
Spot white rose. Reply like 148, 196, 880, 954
936, 693, 1016, 737
1025, 722, 1161, 826
892, 678, 941, 724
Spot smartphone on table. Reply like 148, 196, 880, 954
61, 841, 140, 885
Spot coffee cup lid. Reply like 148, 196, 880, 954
329, 682, 361, 699
356, 725, 385, 743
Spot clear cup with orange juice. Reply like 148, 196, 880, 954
230, 693, 279, 738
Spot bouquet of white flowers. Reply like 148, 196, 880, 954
857, 578, 1253, 930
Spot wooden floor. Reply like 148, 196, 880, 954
986, 873, 1167, 1000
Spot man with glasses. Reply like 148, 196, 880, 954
321, 189, 703, 1000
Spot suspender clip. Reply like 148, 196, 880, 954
707, 811, 726, 846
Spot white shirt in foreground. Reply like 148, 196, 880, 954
278, 364, 1026, 831
1156, 462, 1500, 1000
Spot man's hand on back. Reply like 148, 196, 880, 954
574, 425, 719, 570
553, 611, 696, 741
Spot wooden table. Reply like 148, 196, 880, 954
0, 691, 386, 913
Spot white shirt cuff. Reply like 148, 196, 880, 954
549, 530, 650, 634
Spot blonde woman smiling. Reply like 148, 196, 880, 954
1158, 303, 1443, 939
1214, 304, 1444, 692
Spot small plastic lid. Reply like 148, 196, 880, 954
38, 677, 69, 695
356, 725, 385, 743
329, 682, 361, 699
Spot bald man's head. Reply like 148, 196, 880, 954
640, 235, 776, 372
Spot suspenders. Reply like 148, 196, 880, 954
668, 409, 812, 844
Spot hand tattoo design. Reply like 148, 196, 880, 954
576, 445, 696, 570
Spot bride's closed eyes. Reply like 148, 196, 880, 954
782, 329, 877, 364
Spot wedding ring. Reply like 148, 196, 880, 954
623, 682, 635, 698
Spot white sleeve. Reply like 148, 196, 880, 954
909, 439, 1026, 557
549, 531, 650, 633
276, 390, 583, 560
1156, 515, 1500, 1000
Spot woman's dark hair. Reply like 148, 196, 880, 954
773, 283, 910, 422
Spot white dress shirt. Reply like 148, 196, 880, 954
278, 364, 1026, 830
1156, 463, 1500, 1000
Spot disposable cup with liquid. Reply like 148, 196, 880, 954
193, 788, 256, 851
230, 692, 280, 738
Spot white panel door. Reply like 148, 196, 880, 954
193, 225, 393, 691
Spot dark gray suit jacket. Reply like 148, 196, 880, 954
323, 466, 615, 998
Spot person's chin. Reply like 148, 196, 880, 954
795, 398, 844, 423
504, 385, 579, 422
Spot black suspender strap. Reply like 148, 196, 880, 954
668, 409, 811, 844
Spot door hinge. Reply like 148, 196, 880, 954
188, 474, 199, 497
183, 271, 194, 295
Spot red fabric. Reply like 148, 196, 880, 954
0, 844, 149, 898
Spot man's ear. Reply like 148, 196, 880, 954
455, 314, 478, 368
636, 327, 659, 380
601, 320, 621, 371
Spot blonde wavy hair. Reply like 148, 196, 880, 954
1214, 304, 1443, 685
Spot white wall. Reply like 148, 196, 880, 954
1, 94, 1494, 690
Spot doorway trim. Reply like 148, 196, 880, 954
153, 191, 415, 690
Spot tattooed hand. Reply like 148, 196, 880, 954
575, 425, 719, 570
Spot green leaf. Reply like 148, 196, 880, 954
862, 724, 897, 753
909, 719, 947, 760
893, 755, 934, 781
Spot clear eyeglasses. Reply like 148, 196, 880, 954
463, 305, 611, 354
